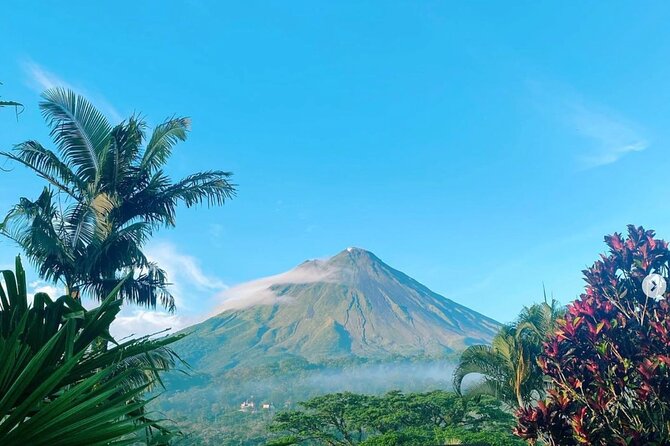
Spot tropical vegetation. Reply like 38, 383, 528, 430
453, 298, 563, 409
0, 88, 236, 310
0, 256, 183, 445
0, 89, 227, 445
6, 88, 670, 446
516, 225, 670, 445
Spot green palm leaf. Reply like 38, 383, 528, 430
40, 88, 111, 184
141, 116, 190, 172
0, 257, 185, 445
454, 300, 564, 408
0, 141, 82, 198
166, 170, 236, 208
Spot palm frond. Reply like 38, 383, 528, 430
112, 343, 187, 392
1, 141, 82, 198
114, 170, 236, 228
454, 300, 564, 409
0, 190, 77, 285
83, 264, 174, 311
86, 221, 153, 275
40, 88, 111, 184
112, 170, 175, 226
141, 116, 190, 172
460, 380, 511, 405
453, 345, 507, 394
166, 170, 237, 208
102, 117, 146, 193
0, 100, 22, 107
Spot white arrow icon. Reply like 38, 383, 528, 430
643, 273, 667, 300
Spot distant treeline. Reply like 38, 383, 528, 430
268, 390, 525, 446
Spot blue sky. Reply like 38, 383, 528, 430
3, 1, 670, 334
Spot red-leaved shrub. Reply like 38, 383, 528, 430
515, 225, 670, 445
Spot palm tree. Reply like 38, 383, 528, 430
453, 299, 563, 409
0, 88, 236, 310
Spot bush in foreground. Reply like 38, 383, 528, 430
0, 256, 184, 445
516, 225, 670, 445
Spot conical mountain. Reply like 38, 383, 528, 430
176, 248, 500, 371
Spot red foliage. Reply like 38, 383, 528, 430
515, 225, 670, 445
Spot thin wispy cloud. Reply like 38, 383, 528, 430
22, 59, 123, 123
113, 310, 185, 341
569, 103, 648, 169
24, 60, 72, 91
530, 81, 649, 169
146, 241, 228, 298
110, 242, 228, 340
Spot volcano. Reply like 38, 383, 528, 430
175, 247, 500, 370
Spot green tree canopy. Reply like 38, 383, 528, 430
269, 390, 522, 446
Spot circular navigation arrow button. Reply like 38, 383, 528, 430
642, 273, 667, 300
